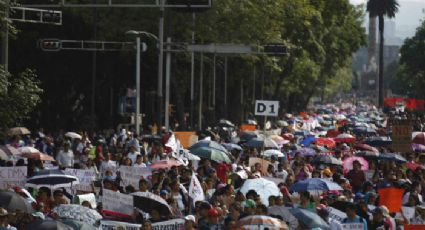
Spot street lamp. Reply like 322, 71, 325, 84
125, 30, 157, 135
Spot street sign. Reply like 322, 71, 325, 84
255, 100, 279, 117
391, 119, 413, 152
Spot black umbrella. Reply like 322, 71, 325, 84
0, 191, 33, 213
26, 169, 79, 189
330, 201, 352, 212
379, 153, 407, 163
218, 119, 235, 128
363, 136, 392, 147
311, 155, 343, 166
24, 220, 73, 230
132, 191, 173, 216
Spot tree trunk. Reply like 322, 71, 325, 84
368, 15, 377, 67
378, 15, 385, 107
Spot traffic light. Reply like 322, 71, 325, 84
41, 11, 62, 24
263, 44, 288, 56
168, 0, 212, 13
39, 39, 61, 51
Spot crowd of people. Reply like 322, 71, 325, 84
1, 102, 425, 230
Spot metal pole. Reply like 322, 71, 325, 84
213, 54, 216, 107
241, 78, 244, 122
252, 66, 256, 103
1, 0, 9, 72
224, 56, 228, 118
198, 53, 204, 130
165, 37, 171, 131
157, 0, 164, 128
190, 12, 196, 129
135, 36, 141, 135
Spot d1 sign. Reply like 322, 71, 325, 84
255, 100, 279, 117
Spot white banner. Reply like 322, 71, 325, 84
118, 166, 152, 188
77, 193, 97, 209
102, 189, 134, 215
188, 174, 205, 206
0, 166, 27, 189
152, 218, 185, 230
100, 220, 141, 230
64, 168, 96, 191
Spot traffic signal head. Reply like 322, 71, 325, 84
39, 39, 61, 51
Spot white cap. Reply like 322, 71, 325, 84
185, 215, 196, 222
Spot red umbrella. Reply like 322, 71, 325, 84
354, 144, 379, 153
334, 134, 356, 143
282, 133, 294, 141
315, 138, 336, 148
405, 162, 423, 171
326, 129, 340, 138
149, 159, 182, 169
412, 133, 425, 145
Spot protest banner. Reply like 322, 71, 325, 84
404, 225, 425, 230
248, 157, 271, 175
77, 193, 97, 209
152, 218, 185, 230
326, 207, 347, 223
101, 163, 117, 178
118, 166, 152, 188
102, 189, 134, 215
64, 168, 96, 191
0, 166, 27, 189
390, 119, 413, 152
378, 187, 404, 213
100, 220, 141, 230
188, 174, 205, 205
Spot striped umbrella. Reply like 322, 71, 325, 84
237, 215, 288, 230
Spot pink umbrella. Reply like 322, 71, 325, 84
343, 156, 368, 174
18, 147, 55, 161
315, 138, 336, 148
334, 133, 356, 143
149, 159, 182, 169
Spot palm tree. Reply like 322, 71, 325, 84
367, 0, 399, 107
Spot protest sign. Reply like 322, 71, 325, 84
77, 193, 97, 209
100, 220, 141, 230
118, 166, 152, 188
174, 132, 197, 148
378, 187, 404, 213
326, 207, 347, 223
64, 168, 96, 191
340, 223, 364, 230
404, 225, 425, 230
102, 189, 134, 215
152, 218, 185, 230
0, 166, 27, 189
402, 206, 416, 220
248, 157, 271, 175
100, 163, 117, 177
188, 174, 205, 205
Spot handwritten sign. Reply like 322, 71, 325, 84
102, 189, 134, 215
152, 218, 185, 230
100, 220, 141, 230
118, 166, 152, 188
0, 166, 27, 189
391, 119, 412, 152
249, 157, 271, 175
64, 168, 96, 191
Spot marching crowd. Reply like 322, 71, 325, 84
1, 102, 425, 230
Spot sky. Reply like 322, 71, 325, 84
349, 0, 425, 39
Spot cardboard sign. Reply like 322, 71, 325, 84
404, 225, 425, 230
378, 187, 404, 213
152, 218, 185, 230
102, 189, 134, 215
249, 157, 271, 175
118, 166, 152, 188
255, 100, 279, 117
77, 193, 97, 209
0, 166, 27, 189
391, 119, 412, 152
174, 132, 198, 148
100, 220, 141, 230
64, 168, 96, 191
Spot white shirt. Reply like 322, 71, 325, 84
127, 151, 141, 165
276, 169, 288, 182
100, 160, 117, 176
134, 162, 147, 167
56, 150, 74, 168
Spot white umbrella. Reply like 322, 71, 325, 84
262, 149, 285, 158
18, 146, 41, 154
240, 178, 281, 206
65, 132, 82, 139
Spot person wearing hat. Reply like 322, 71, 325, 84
240, 199, 256, 219
411, 202, 425, 224
205, 208, 222, 230
184, 215, 196, 230
346, 160, 366, 193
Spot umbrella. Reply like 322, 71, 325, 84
405, 162, 423, 171
311, 155, 342, 166
24, 220, 73, 230
65, 132, 82, 139
412, 132, 425, 145
132, 191, 173, 215
222, 143, 242, 151
353, 126, 377, 135
53, 205, 102, 226
326, 129, 340, 138
8, 127, 31, 135
262, 149, 285, 158
189, 147, 231, 163
289, 178, 343, 192
240, 132, 260, 142
282, 133, 294, 141
379, 153, 407, 163
189, 140, 229, 153
276, 120, 289, 127
330, 200, 352, 212
237, 215, 288, 230
245, 137, 279, 149
355, 151, 380, 158
363, 136, 392, 147
314, 138, 336, 148
17, 147, 55, 161
334, 133, 356, 143
26, 169, 79, 189
0, 150, 8, 160
246, 119, 258, 125
149, 159, 183, 169
218, 119, 235, 127
299, 136, 316, 147
0, 191, 33, 213
290, 208, 330, 229
270, 135, 290, 146
60, 219, 97, 230
240, 178, 281, 206
0, 145, 20, 157
354, 144, 379, 153
342, 156, 368, 173
412, 143, 425, 152
293, 147, 316, 157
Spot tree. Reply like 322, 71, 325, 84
367, 0, 399, 107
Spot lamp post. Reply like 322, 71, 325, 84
125, 30, 158, 135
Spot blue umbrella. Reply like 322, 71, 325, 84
379, 153, 407, 163
293, 147, 317, 157
353, 127, 377, 135
244, 137, 279, 149
299, 136, 316, 147
363, 136, 392, 147
189, 140, 229, 153
289, 178, 343, 192
222, 143, 242, 151
289, 208, 330, 230
239, 132, 259, 142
